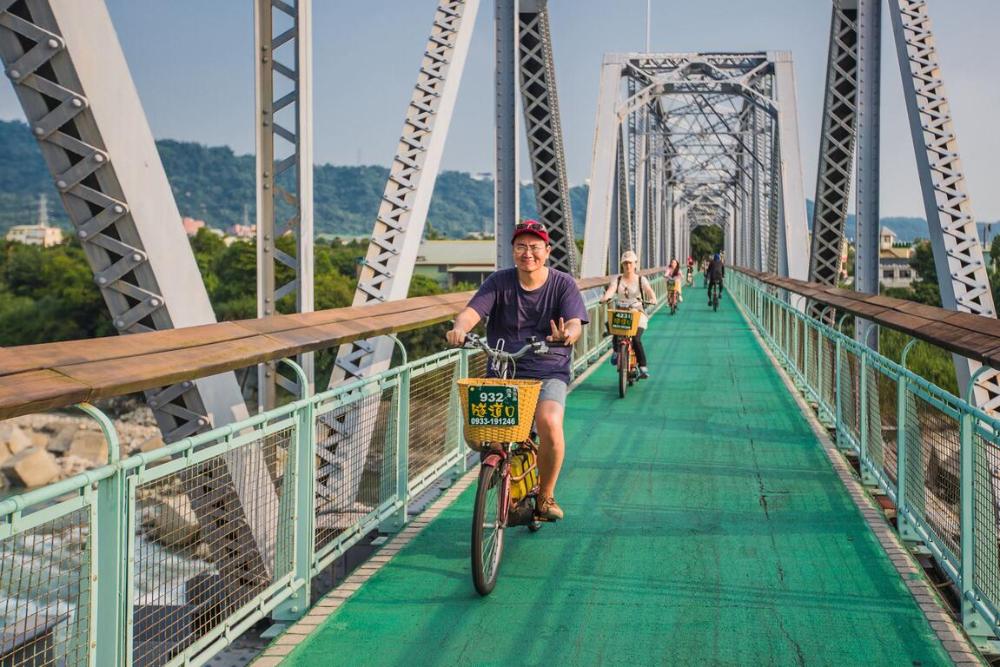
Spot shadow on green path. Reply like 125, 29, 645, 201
281, 285, 953, 666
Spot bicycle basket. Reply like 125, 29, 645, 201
607, 309, 640, 337
456, 378, 542, 446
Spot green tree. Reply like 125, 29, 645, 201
690, 225, 723, 264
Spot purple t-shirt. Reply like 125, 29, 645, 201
466, 268, 589, 383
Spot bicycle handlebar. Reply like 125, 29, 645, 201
462, 331, 553, 360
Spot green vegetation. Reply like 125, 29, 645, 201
0, 232, 472, 382
875, 239, 956, 394
690, 225, 723, 263
0, 120, 588, 239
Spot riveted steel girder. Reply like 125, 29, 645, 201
324, 0, 478, 510
256, 0, 314, 407
0, 0, 275, 623
889, 0, 1000, 408
808, 5, 859, 289
855, 0, 881, 348
518, 0, 576, 274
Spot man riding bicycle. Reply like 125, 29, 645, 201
446, 220, 588, 521
706, 252, 725, 305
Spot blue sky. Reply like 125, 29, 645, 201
0, 0, 997, 219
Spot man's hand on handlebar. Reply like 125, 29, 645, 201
445, 326, 467, 347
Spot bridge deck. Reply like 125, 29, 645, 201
277, 285, 952, 665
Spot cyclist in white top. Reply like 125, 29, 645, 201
599, 250, 658, 379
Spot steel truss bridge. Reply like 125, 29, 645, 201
0, 0, 998, 665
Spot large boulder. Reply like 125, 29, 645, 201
67, 430, 109, 464
46, 425, 78, 455
0, 423, 32, 456
150, 495, 201, 548
2, 448, 60, 487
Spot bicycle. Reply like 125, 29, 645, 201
667, 280, 681, 315
456, 332, 552, 596
708, 281, 722, 312
606, 298, 651, 398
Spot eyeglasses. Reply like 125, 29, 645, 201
515, 221, 546, 232
514, 243, 547, 254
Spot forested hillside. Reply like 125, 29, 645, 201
0, 120, 587, 238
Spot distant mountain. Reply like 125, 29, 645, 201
805, 199, 999, 245
0, 120, 587, 239
0, 119, 993, 245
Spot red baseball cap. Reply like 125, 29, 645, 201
511, 219, 550, 245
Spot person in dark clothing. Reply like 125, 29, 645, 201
706, 253, 725, 305
446, 219, 588, 521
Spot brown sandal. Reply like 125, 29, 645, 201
535, 496, 564, 522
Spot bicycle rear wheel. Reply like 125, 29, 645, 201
471, 462, 506, 595
618, 340, 628, 398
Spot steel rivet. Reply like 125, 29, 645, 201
96, 277, 108, 285
93, 153, 105, 163
113, 205, 124, 214
115, 320, 125, 328
148, 399, 158, 408
197, 418, 208, 426
71, 98, 83, 108
150, 298, 161, 307
48, 38, 60, 49
33, 127, 44, 137
132, 253, 143, 262
183, 381, 193, 388
56, 180, 67, 189
9, 69, 21, 79
78, 230, 88, 239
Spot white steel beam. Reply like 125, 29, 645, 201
326, 0, 478, 509
855, 0, 881, 347
889, 0, 1000, 408
496, 0, 519, 268
0, 0, 275, 625
581, 58, 623, 277
771, 51, 809, 280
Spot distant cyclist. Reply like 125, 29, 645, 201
685, 256, 695, 286
665, 259, 684, 308
600, 250, 657, 379
706, 252, 725, 305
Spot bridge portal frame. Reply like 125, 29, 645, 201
581, 52, 808, 280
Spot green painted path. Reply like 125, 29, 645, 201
282, 285, 953, 666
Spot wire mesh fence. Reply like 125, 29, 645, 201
0, 503, 92, 667
974, 425, 1000, 620
313, 384, 398, 557
906, 391, 962, 561
408, 359, 461, 482
131, 423, 295, 667
838, 346, 862, 451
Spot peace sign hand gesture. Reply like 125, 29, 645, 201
547, 317, 579, 345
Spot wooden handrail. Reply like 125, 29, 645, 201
0, 270, 660, 419
736, 267, 1000, 368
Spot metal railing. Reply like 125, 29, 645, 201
0, 273, 666, 667
729, 269, 1000, 650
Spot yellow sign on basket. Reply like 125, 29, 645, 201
467, 385, 520, 427
611, 310, 634, 330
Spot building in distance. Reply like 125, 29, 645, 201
414, 239, 494, 288
5, 223, 62, 247
879, 227, 915, 289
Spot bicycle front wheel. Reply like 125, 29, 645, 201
471, 462, 506, 595
618, 341, 628, 398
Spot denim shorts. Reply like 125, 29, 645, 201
537, 378, 568, 407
